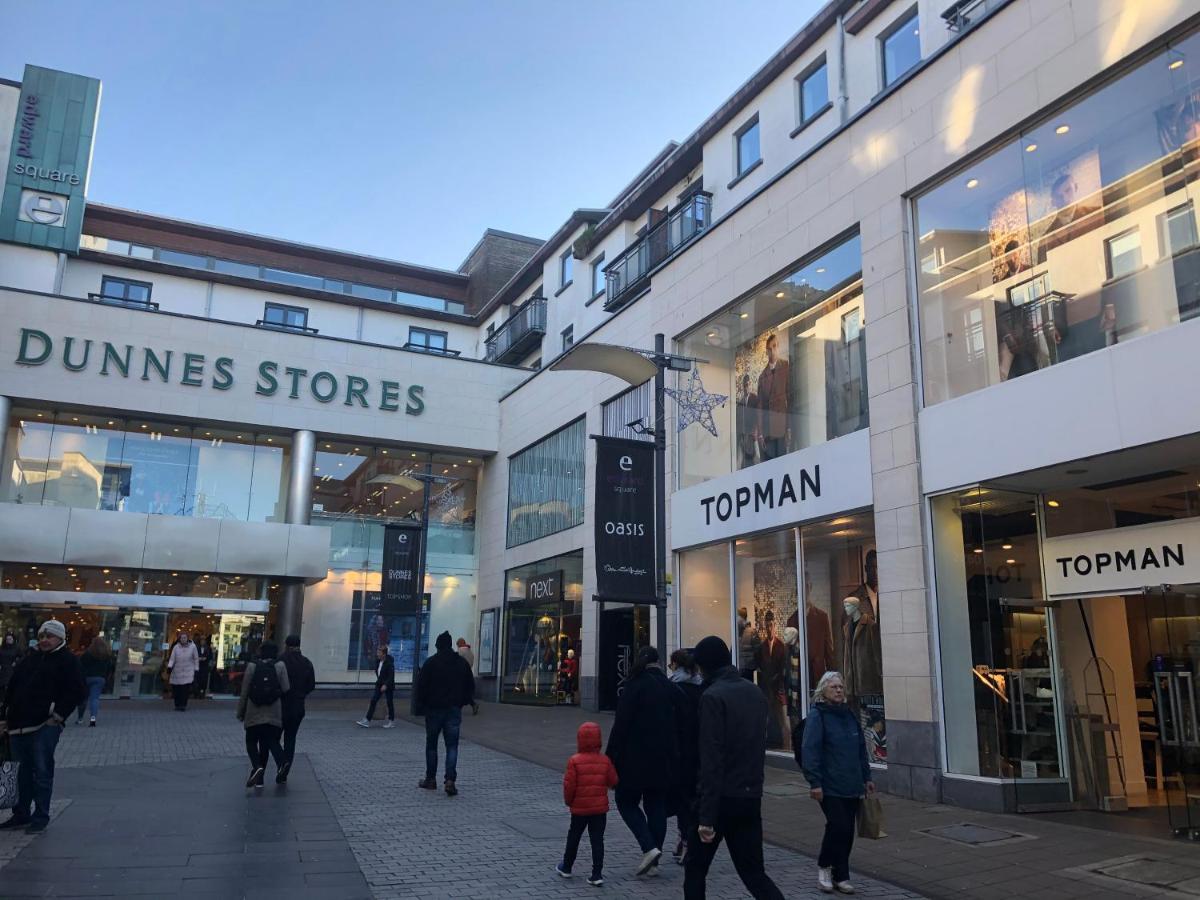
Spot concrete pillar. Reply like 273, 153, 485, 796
277, 429, 316, 641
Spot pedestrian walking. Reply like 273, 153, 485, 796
684, 635, 784, 900
604, 646, 682, 877
237, 640, 290, 789
667, 648, 703, 864
279, 634, 316, 782
555, 721, 618, 887
0, 633, 22, 694
414, 631, 475, 796
167, 631, 200, 711
802, 671, 875, 895
0, 620, 85, 833
76, 635, 112, 726
195, 636, 213, 699
356, 644, 395, 728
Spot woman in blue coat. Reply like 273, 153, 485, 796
802, 671, 875, 894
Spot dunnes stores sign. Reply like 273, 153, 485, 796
13, 328, 426, 415
1042, 518, 1200, 598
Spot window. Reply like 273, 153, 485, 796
735, 115, 761, 178
560, 250, 574, 290
507, 418, 585, 546
408, 327, 449, 353
99, 276, 153, 305
1158, 202, 1198, 257
798, 57, 830, 125
881, 8, 921, 88
1104, 228, 1142, 280
262, 303, 309, 330
591, 254, 606, 297
561, 326, 574, 353
486, 322, 496, 340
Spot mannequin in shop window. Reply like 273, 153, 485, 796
787, 575, 837, 697
737, 374, 759, 469
559, 648, 578, 705
841, 551, 883, 742
755, 610, 790, 749
755, 333, 791, 461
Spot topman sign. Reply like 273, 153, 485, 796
1042, 517, 1200, 598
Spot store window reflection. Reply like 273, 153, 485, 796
679, 542, 732, 650
501, 552, 583, 706
915, 32, 1200, 404
678, 232, 866, 488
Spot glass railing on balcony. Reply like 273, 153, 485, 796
605, 191, 712, 312
485, 295, 547, 364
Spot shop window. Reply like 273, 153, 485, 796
507, 419, 585, 547
679, 542, 733, 651
500, 552, 583, 706
677, 231, 866, 488
913, 31, 1200, 404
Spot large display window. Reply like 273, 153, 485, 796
677, 232, 866, 488
914, 31, 1200, 405
500, 552, 583, 706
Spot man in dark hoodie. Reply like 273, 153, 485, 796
684, 635, 784, 900
0, 620, 85, 834
279, 634, 316, 782
415, 631, 475, 796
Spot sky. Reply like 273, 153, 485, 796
0, 1, 821, 271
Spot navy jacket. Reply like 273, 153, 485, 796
801, 701, 871, 798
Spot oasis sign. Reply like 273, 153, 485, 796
14, 328, 425, 415
1042, 518, 1200, 598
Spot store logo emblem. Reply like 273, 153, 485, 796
17, 190, 68, 227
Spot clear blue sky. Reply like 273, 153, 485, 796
1, 2, 819, 271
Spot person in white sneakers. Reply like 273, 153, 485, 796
801, 671, 875, 894
356, 645, 395, 728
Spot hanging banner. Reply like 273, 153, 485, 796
594, 436, 657, 604
382, 522, 424, 609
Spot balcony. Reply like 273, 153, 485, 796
485, 295, 547, 364
88, 292, 159, 311
604, 191, 712, 312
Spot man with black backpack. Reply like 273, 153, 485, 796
237, 640, 291, 789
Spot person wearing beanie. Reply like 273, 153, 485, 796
0, 620, 85, 834
684, 636, 784, 900
414, 630, 475, 796
279, 634, 316, 781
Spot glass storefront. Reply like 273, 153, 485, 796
678, 232, 866, 488
500, 552, 583, 705
676, 511, 883, 759
914, 31, 1200, 405
507, 418, 586, 547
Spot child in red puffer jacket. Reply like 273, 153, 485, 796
556, 721, 618, 886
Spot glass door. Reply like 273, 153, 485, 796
1141, 585, 1200, 839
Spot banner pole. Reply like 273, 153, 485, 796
654, 333, 668, 656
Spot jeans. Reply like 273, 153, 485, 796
818, 796, 860, 882
245, 724, 284, 771
282, 711, 304, 766
172, 683, 191, 710
11, 725, 62, 827
684, 797, 784, 900
424, 707, 462, 781
563, 813, 606, 879
615, 786, 667, 854
77, 676, 105, 721
366, 686, 394, 721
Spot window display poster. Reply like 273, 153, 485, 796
477, 607, 498, 677
734, 330, 793, 465
347, 590, 427, 675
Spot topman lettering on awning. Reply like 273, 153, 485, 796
1042, 518, 1200, 597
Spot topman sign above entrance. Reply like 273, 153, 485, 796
1042, 517, 1200, 598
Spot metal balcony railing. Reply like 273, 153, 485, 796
485, 295, 547, 364
942, 0, 1002, 32
88, 292, 160, 311
604, 191, 712, 312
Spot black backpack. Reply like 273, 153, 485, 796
792, 716, 806, 768
248, 659, 282, 706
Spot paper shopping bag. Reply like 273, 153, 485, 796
857, 795, 886, 839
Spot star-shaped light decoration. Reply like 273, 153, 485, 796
665, 369, 728, 437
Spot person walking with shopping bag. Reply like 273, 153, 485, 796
802, 671, 876, 894
167, 632, 200, 711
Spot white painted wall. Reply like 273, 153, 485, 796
61, 259, 210, 318
0, 244, 59, 292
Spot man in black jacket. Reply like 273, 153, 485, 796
356, 645, 395, 729
415, 631, 475, 796
684, 635, 784, 900
0, 620, 85, 833
278, 634, 316, 783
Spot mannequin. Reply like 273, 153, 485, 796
558, 648, 578, 705
755, 610, 789, 748
841, 549, 883, 758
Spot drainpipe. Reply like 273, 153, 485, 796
836, 11, 850, 124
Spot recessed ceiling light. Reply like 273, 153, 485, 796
775, 291, 786, 299
739, 312, 749, 319
707, 331, 717, 338
108, 421, 115, 426
1002, 543, 1013, 550
1055, 124, 1069, 135
966, 178, 979, 189
1169, 58, 1184, 70
973, 548, 983, 554
467, 459, 473, 464
1025, 143, 1037, 153
324, 444, 332, 449
1006, 559, 1016, 565
816, 267, 826, 273
382, 449, 388, 454
1047, 499, 1060, 508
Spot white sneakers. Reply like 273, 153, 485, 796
382, 720, 394, 729
635, 847, 662, 876
355, 718, 370, 728
835, 882, 856, 894
818, 866, 833, 892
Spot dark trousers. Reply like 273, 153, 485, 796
366, 686, 394, 721
563, 813, 606, 879
761, 436, 786, 460
172, 683, 191, 710
424, 707, 462, 781
684, 797, 784, 900
11, 725, 62, 827
672, 787, 696, 848
615, 785, 667, 854
245, 724, 284, 772
818, 796, 860, 882
282, 711, 304, 766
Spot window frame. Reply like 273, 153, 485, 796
408, 326, 450, 353
1157, 201, 1198, 258
733, 114, 762, 181
796, 54, 831, 128
262, 302, 310, 330
879, 6, 921, 90
1103, 226, 1143, 281
590, 254, 606, 299
99, 275, 154, 304
561, 325, 574, 354
559, 250, 574, 293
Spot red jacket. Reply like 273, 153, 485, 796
564, 722, 618, 816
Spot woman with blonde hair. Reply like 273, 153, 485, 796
801, 671, 875, 894
76, 635, 112, 727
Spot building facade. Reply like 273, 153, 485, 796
2, 0, 1199, 835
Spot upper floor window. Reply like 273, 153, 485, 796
880, 8, 921, 88
507, 418, 585, 547
408, 327, 449, 354
912, 31, 1200, 405
591, 254, 606, 298
560, 250, 574, 290
99, 276, 152, 305
735, 115, 761, 179
797, 57, 830, 126
262, 302, 309, 331
561, 325, 574, 353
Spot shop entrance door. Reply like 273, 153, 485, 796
597, 605, 650, 712
1140, 585, 1200, 839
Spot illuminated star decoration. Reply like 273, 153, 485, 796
665, 369, 728, 437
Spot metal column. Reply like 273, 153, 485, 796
277, 429, 316, 641
654, 334, 668, 655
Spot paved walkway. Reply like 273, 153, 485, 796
0, 698, 922, 899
